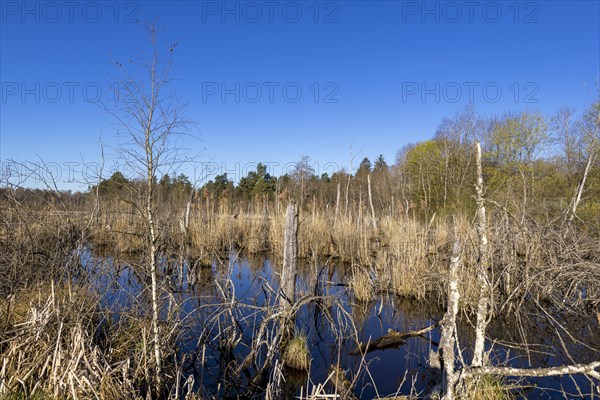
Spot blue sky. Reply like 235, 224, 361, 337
1, 0, 599, 190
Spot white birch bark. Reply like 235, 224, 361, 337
472, 141, 490, 368
367, 174, 377, 230
441, 239, 461, 399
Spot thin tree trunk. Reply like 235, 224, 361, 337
334, 181, 340, 228
146, 154, 162, 395
345, 175, 351, 218
567, 148, 596, 227
184, 190, 193, 230
367, 174, 377, 230
144, 59, 162, 392
276, 179, 280, 217
443, 145, 449, 209
520, 167, 527, 224
149, 227, 162, 393
358, 192, 362, 231
300, 176, 305, 212
472, 141, 490, 368
441, 238, 461, 399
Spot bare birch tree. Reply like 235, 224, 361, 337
105, 24, 190, 396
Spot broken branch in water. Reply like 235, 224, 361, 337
350, 322, 439, 355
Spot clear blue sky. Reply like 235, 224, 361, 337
1, 0, 599, 190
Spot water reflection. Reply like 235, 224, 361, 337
81, 246, 599, 399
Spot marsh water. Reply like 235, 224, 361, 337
82, 247, 599, 399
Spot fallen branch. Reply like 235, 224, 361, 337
350, 323, 438, 355
463, 361, 600, 380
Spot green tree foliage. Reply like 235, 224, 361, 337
433, 105, 482, 210
483, 111, 550, 214
373, 155, 388, 174
37, 104, 600, 230
157, 173, 193, 203
201, 173, 234, 205
399, 140, 445, 211
485, 111, 549, 167
237, 163, 276, 201
95, 171, 130, 198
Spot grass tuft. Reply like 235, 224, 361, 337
282, 335, 310, 371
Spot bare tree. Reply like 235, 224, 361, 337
104, 24, 190, 395
291, 155, 314, 210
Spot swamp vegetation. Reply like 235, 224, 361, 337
1, 30, 599, 399
1, 124, 600, 399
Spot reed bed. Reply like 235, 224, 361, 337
0, 283, 129, 399
89, 204, 600, 314
0, 270, 181, 399
2, 199, 599, 399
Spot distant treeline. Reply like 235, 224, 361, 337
3, 104, 599, 227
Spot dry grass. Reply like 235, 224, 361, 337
0, 208, 83, 295
282, 335, 310, 371
0, 283, 132, 399
0, 280, 178, 399
2, 198, 598, 399
463, 375, 515, 400
91, 204, 600, 314
348, 265, 376, 303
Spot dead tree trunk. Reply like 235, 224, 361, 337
566, 148, 596, 229
367, 174, 377, 230
472, 141, 491, 368
334, 181, 341, 228
184, 189, 193, 231
441, 238, 461, 399
345, 175, 351, 219
280, 202, 298, 310
357, 192, 362, 231
425, 236, 461, 400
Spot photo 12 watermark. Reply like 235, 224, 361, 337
1, 81, 104, 104
0, 81, 168, 105
196, 161, 341, 183
1, 160, 104, 187
0, 160, 343, 187
200, 1, 339, 23
401, 81, 539, 104
1, 1, 140, 24
1, 80, 341, 105
201, 81, 340, 104
400, 1, 540, 24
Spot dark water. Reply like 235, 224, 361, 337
81, 247, 600, 399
